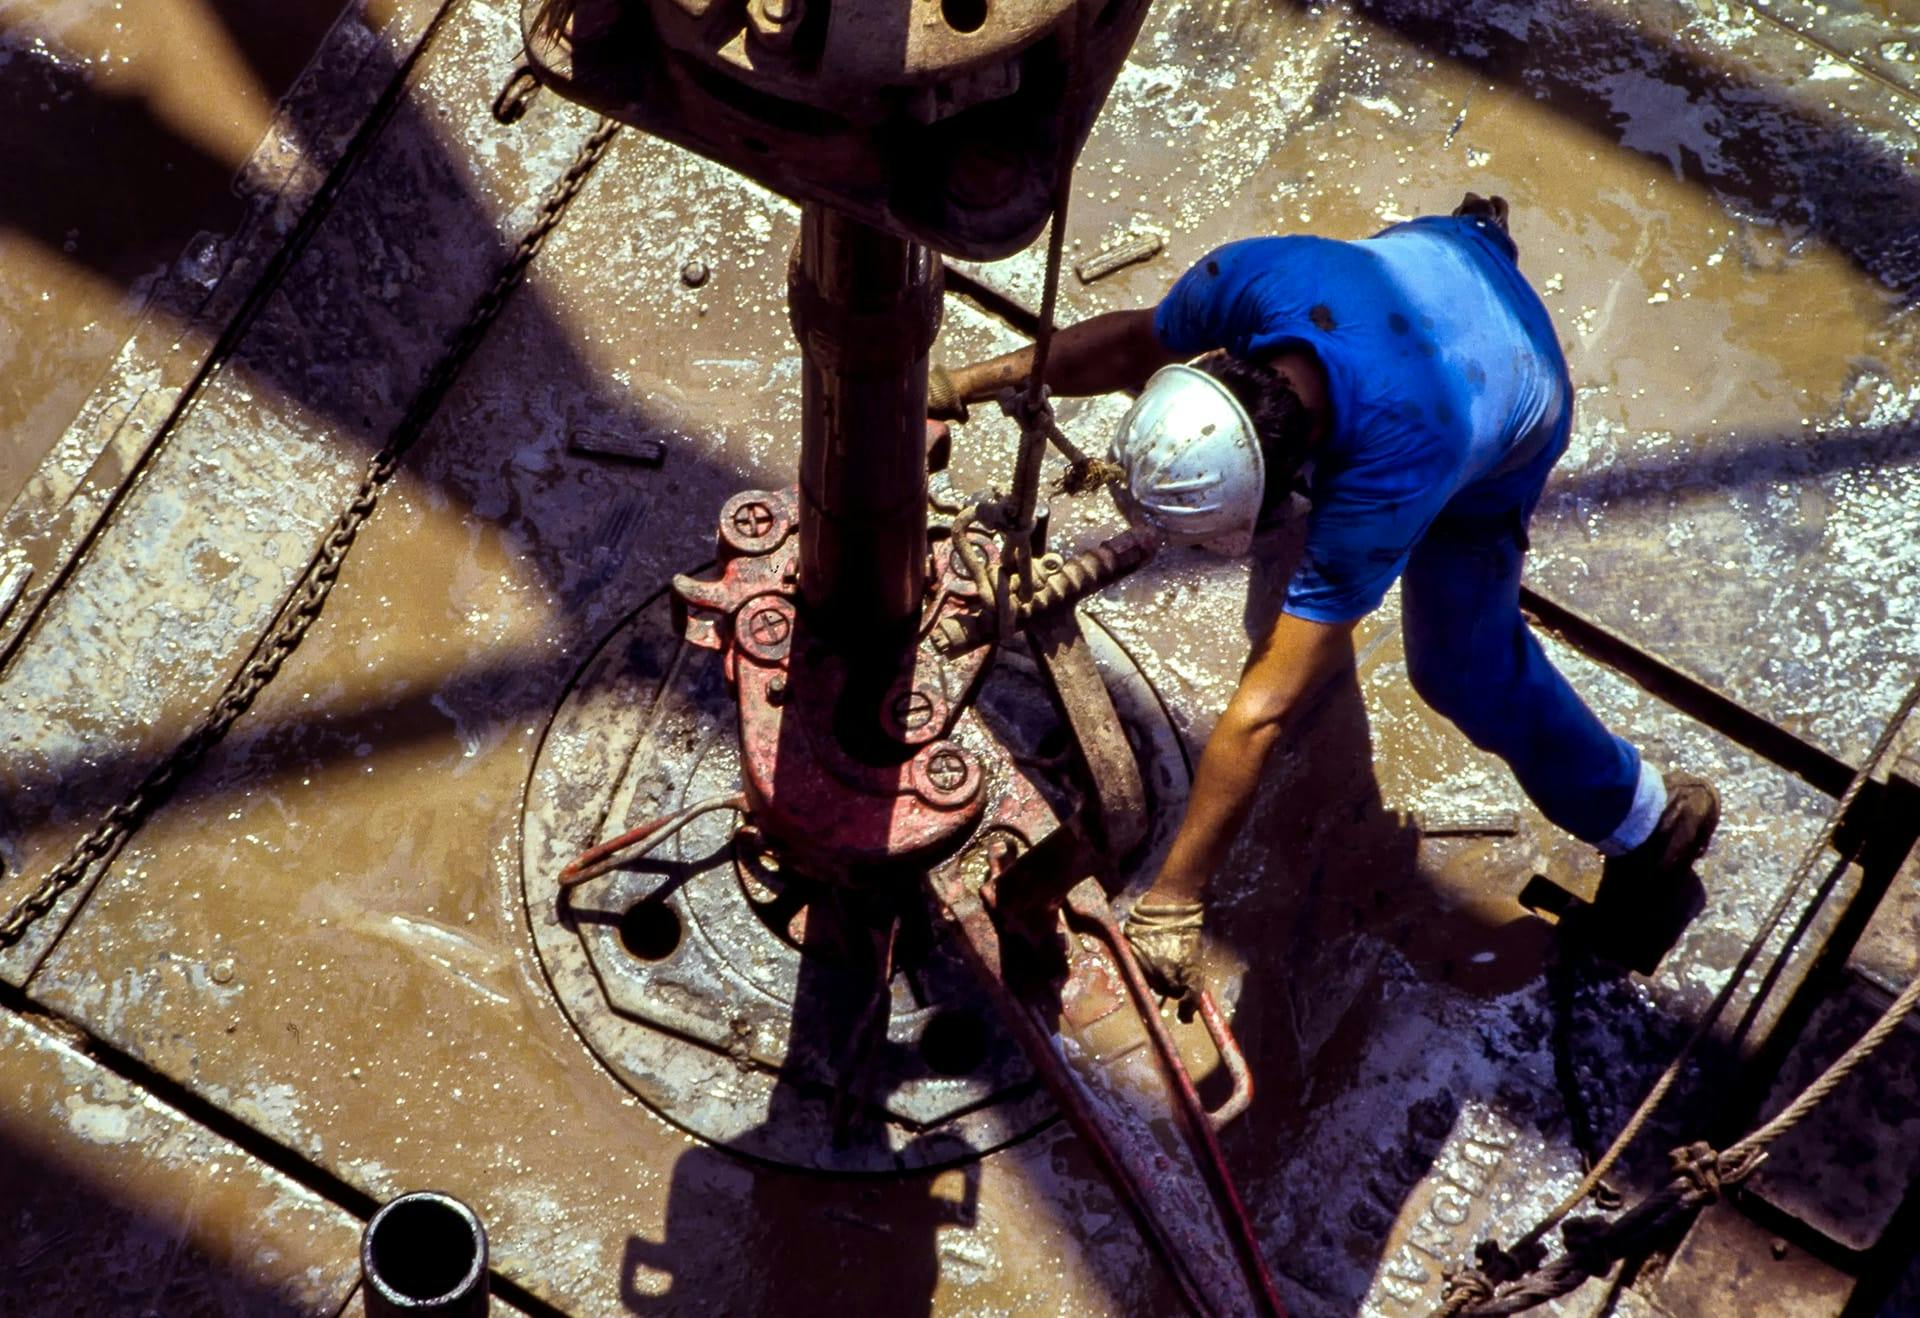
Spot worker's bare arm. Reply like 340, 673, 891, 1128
1140, 612, 1358, 908
947, 308, 1180, 404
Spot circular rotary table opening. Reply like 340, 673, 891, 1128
941, 0, 989, 33
920, 1008, 991, 1077
522, 588, 1188, 1174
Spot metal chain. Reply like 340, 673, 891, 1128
0, 116, 620, 950
988, 20, 1089, 641
1545, 948, 1621, 1209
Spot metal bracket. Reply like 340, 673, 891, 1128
1025, 605, 1149, 859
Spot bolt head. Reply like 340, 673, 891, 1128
892, 689, 935, 730
732, 501, 776, 538
911, 740, 980, 808
926, 749, 967, 790
718, 492, 788, 554
737, 596, 798, 664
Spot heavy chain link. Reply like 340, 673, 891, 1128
0, 116, 620, 950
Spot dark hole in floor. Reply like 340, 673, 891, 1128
369, 1198, 479, 1301
620, 900, 683, 961
920, 1008, 990, 1076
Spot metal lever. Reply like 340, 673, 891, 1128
1196, 990, 1253, 1132
1069, 886, 1281, 1313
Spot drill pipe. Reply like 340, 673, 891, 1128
934, 527, 1161, 654
361, 1192, 488, 1318
790, 206, 944, 645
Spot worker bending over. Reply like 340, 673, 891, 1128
931, 195, 1720, 996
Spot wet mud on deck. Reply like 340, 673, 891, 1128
2, 0, 1917, 1314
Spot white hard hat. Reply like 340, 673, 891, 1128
1109, 364, 1265, 556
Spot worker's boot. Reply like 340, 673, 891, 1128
1572, 773, 1719, 974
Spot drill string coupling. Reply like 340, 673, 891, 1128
517, 4, 1288, 1311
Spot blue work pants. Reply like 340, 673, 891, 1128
1398, 450, 1643, 846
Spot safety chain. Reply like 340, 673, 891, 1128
1433, 673, 1920, 1316
0, 112, 620, 951
990, 166, 1075, 640
1545, 949, 1624, 1211
985, 16, 1095, 641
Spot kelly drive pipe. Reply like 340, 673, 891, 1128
789, 204, 944, 646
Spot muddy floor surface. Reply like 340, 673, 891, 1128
2, 1, 1917, 1315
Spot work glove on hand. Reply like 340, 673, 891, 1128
1123, 898, 1207, 1001
927, 364, 970, 423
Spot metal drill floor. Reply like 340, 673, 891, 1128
2, 1, 1917, 1315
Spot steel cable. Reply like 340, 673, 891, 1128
1435, 673, 1920, 1316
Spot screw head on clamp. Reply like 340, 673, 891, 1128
733, 502, 776, 539
718, 491, 790, 555
894, 690, 934, 729
927, 750, 966, 790
881, 684, 948, 746
748, 608, 790, 645
736, 595, 796, 664
911, 741, 980, 808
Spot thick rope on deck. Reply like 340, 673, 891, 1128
1431, 674, 1920, 1318
1435, 1143, 1767, 1316
1441, 961, 1920, 1317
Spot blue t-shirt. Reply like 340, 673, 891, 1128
1152, 216, 1572, 624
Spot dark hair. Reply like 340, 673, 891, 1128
534, 0, 582, 43
1195, 352, 1316, 516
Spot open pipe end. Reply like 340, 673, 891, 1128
361, 1191, 489, 1318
